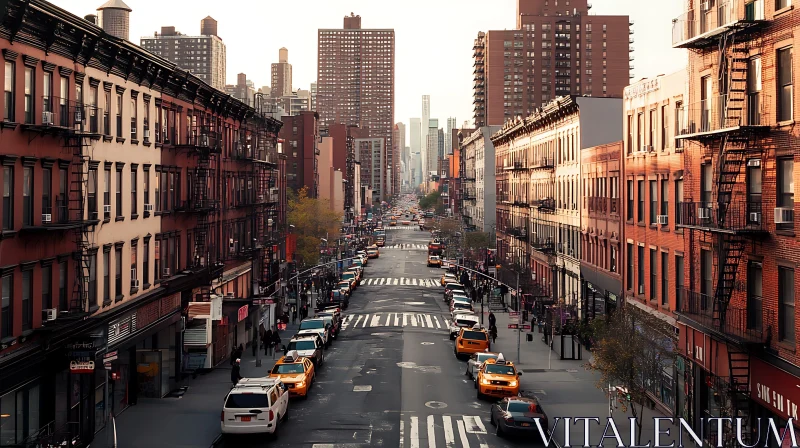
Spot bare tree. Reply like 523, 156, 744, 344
584, 305, 677, 444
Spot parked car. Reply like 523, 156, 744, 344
221, 377, 289, 436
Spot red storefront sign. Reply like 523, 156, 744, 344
751, 357, 800, 421
237, 305, 249, 323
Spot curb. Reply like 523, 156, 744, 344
210, 434, 223, 447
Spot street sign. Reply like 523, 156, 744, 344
521, 324, 532, 330
104, 362, 112, 371
103, 351, 118, 362
508, 324, 519, 329
70, 360, 95, 373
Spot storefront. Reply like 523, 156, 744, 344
750, 357, 800, 446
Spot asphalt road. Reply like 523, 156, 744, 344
219, 228, 542, 448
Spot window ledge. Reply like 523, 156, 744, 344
115, 216, 125, 222
130, 287, 139, 295
649, 224, 659, 229
778, 120, 795, 128
776, 229, 796, 238
143, 141, 151, 147
1, 121, 19, 130
660, 227, 671, 233
116, 137, 126, 144
103, 135, 113, 142
0, 230, 17, 240
775, 4, 793, 17
778, 341, 796, 353
0, 335, 15, 346
88, 305, 99, 314
143, 283, 151, 290
155, 143, 163, 148
131, 214, 139, 220
131, 139, 139, 145
103, 217, 110, 223
115, 294, 124, 303
103, 299, 112, 308
637, 222, 646, 227
144, 212, 150, 219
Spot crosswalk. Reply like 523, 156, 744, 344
400, 413, 491, 448
381, 244, 428, 250
360, 277, 440, 287
385, 225, 418, 230
341, 313, 451, 331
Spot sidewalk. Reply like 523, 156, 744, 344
92, 317, 306, 448
485, 310, 685, 446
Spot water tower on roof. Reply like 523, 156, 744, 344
97, 0, 132, 41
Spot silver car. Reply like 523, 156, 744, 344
465, 352, 500, 381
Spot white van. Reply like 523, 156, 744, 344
221, 377, 289, 437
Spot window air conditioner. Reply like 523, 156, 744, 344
775, 207, 794, 224
144, 130, 150, 139
749, 212, 761, 223
42, 111, 54, 125
698, 206, 711, 220
701, 0, 711, 10
657, 215, 668, 225
162, 268, 171, 277
132, 279, 140, 289
42, 213, 52, 223
226, 292, 235, 299
644, 145, 654, 153
43, 308, 57, 321
103, 205, 111, 214
747, 159, 761, 167
144, 204, 153, 212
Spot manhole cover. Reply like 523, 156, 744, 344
421, 342, 434, 345
425, 401, 448, 409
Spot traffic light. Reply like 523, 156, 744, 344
626, 393, 632, 402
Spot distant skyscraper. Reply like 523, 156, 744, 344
409, 118, 421, 187
426, 119, 439, 179
141, 18, 227, 90
97, 0, 131, 41
317, 13, 396, 195
421, 96, 430, 185
310, 82, 317, 111
271, 48, 293, 98
230, 73, 255, 106
445, 117, 456, 155
395, 122, 406, 191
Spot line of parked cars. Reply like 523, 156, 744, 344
220, 252, 374, 440
441, 274, 550, 439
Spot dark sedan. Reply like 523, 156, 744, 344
490, 396, 549, 439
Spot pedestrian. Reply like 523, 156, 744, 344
231, 358, 243, 386
471, 288, 478, 303
291, 306, 297, 324
251, 333, 257, 357
488, 311, 497, 329
489, 325, 498, 344
271, 330, 282, 359
229, 345, 238, 366
264, 328, 273, 356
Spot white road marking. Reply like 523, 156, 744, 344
393, 278, 399, 285
456, 420, 471, 448
427, 414, 437, 448
433, 316, 441, 329
380, 278, 386, 285
425, 314, 434, 328
403, 313, 408, 327
443, 415, 455, 448
353, 315, 364, 328
413, 278, 418, 285
370, 314, 381, 327
410, 415, 420, 448
463, 416, 487, 434
400, 419, 405, 448
384, 314, 391, 326
410, 313, 418, 327
394, 313, 400, 326
362, 314, 370, 328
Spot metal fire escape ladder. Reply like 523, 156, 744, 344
66, 129, 94, 313
192, 122, 218, 302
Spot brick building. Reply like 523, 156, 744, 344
620, 70, 687, 415
671, 0, 800, 439
473, 0, 632, 127
0, 1, 285, 445
580, 141, 622, 322
279, 111, 319, 197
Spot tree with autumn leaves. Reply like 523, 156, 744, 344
288, 187, 343, 266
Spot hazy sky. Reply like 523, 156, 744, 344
52, 0, 686, 140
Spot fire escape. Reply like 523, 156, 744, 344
175, 115, 222, 302
672, 2, 769, 442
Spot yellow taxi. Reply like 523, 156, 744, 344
269, 350, 315, 399
454, 325, 490, 359
476, 354, 521, 400
441, 273, 457, 286
427, 255, 442, 267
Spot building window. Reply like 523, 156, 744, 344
626, 180, 633, 220
143, 239, 150, 287
660, 105, 668, 151
675, 255, 684, 311
131, 169, 137, 216
154, 239, 160, 281
747, 160, 763, 222
116, 93, 123, 138
610, 245, 617, 273
115, 247, 122, 299
42, 265, 51, 310
700, 164, 712, 203
42, 71, 52, 114
58, 261, 67, 311
131, 242, 138, 290
626, 115, 633, 154
778, 47, 793, 122
88, 168, 97, 220
701, 249, 712, 309
748, 261, 763, 330
4, 61, 14, 122
675, 179, 684, 225
42, 168, 51, 220
777, 0, 791, 9
59, 77, 68, 127
103, 169, 110, 219
661, 252, 668, 306
130, 97, 137, 140
23, 67, 33, 124
779, 266, 795, 343
648, 109, 656, 150
748, 57, 762, 125
649, 180, 657, 224
88, 253, 97, 306
637, 245, 644, 295
3, 166, 12, 230
660, 179, 669, 220
637, 180, 644, 223
650, 248, 657, 301
778, 158, 794, 230
104, 90, 110, 135
116, 169, 122, 218
154, 169, 160, 212
22, 167, 32, 226
89, 86, 98, 133
21, 270, 32, 331
636, 112, 643, 151
103, 251, 110, 305
1, 274, 11, 338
